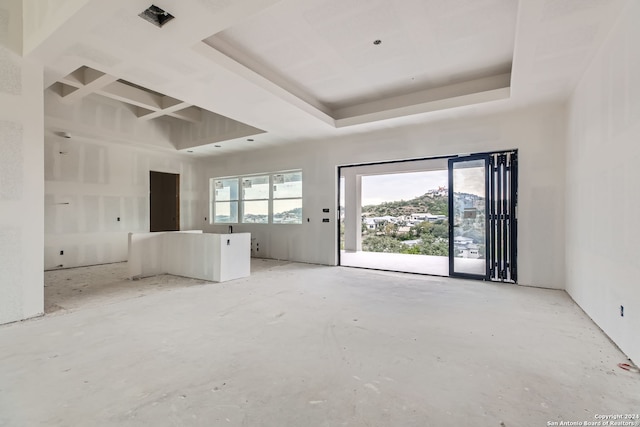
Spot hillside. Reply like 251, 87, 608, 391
362, 193, 447, 217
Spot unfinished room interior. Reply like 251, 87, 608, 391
1, 0, 639, 425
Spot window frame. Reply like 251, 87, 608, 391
210, 177, 239, 224
209, 169, 303, 225
241, 175, 270, 224
272, 171, 303, 225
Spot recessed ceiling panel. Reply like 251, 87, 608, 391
53, 65, 265, 150
205, 0, 517, 111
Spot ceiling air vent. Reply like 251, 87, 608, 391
139, 5, 175, 28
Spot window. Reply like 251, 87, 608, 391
210, 170, 302, 225
211, 178, 238, 223
272, 171, 302, 224
242, 175, 269, 223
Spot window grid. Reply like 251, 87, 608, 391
242, 175, 269, 224
272, 172, 302, 224
210, 171, 302, 225
211, 178, 239, 224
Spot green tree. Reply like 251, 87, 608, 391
400, 245, 421, 255
362, 235, 405, 253
414, 221, 433, 237
431, 221, 448, 239
383, 222, 397, 237
420, 239, 448, 256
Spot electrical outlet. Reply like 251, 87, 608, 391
620, 305, 624, 317
117, 217, 120, 222
60, 250, 64, 255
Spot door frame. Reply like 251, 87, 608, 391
149, 171, 180, 232
448, 154, 491, 280
336, 149, 517, 283
337, 155, 453, 267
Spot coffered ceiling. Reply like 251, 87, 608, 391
24, 0, 629, 155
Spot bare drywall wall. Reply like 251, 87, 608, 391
566, 0, 640, 363
22, 0, 90, 54
0, 0, 21, 54
200, 103, 567, 289
169, 110, 265, 150
44, 89, 202, 270
45, 90, 176, 151
0, 1, 44, 324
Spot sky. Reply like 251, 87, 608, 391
215, 181, 301, 216
359, 167, 485, 206
361, 171, 448, 206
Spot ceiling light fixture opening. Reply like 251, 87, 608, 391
247, 138, 254, 142
373, 39, 382, 45
214, 145, 222, 148
139, 5, 175, 28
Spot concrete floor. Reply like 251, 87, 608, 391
1, 260, 639, 426
340, 250, 487, 276
341, 251, 450, 276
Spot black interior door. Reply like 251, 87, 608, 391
150, 171, 180, 232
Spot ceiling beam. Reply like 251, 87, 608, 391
137, 100, 190, 120
166, 106, 202, 123
333, 73, 512, 127
97, 81, 164, 110
58, 67, 202, 123
195, 41, 336, 128
58, 68, 118, 104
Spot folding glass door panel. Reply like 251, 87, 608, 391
487, 152, 518, 282
448, 155, 489, 279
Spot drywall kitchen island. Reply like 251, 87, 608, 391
128, 231, 251, 282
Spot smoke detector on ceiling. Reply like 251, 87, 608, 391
139, 5, 175, 28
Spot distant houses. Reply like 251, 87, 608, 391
362, 212, 447, 228
425, 186, 447, 197
453, 236, 480, 259
362, 215, 397, 230
363, 218, 376, 230
397, 226, 411, 234
360, 211, 449, 243
410, 213, 447, 223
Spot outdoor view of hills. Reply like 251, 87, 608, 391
360, 188, 450, 256
341, 186, 486, 259
239, 207, 303, 224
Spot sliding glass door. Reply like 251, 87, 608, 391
447, 152, 518, 281
448, 155, 490, 279
338, 150, 517, 283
